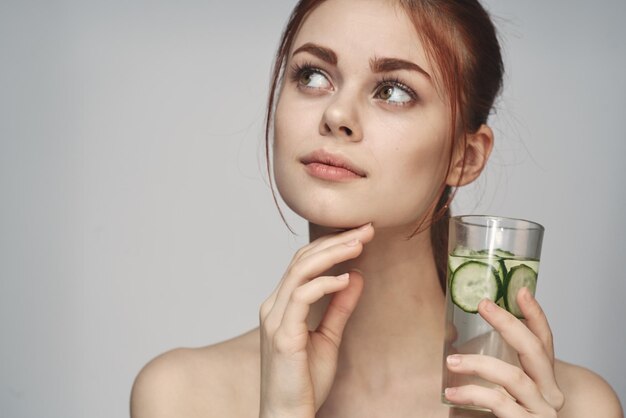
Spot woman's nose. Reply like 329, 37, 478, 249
319, 91, 363, 142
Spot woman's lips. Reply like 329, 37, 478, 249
304, 162, 363, 181
301, 150, 366, 181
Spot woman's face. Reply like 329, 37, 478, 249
273, 0, 453, 230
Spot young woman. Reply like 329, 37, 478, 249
130, 0, 623, 417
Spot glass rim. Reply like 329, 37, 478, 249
451, 215, 545, 232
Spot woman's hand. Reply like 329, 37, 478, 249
258, 223, 374, 418
444, 288, 565, 417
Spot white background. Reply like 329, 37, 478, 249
1, 1, 624, 417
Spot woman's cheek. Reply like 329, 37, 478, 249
373, 142, 449, 221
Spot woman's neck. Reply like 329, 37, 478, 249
306, 223, 446, 391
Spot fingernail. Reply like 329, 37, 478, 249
522, 287, 533, 302
358, 223, 372, 230
482, 299, 495, 312
336, 273, 350, 281
346, 239, 360, 247
445, 387, 457, 397
447, 355, 462, 366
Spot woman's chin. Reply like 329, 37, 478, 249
306, 217, 369, 232
307, 222, 362, 234
295, 209, 371, 232
279, 196, 366, 230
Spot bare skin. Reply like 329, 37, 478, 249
131, 301, 623, 418
133, 345, 622, 418
131, 327, 622, 418
130, 225, 623, 418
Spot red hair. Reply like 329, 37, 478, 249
264, 0, 504, 289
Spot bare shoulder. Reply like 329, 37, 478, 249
554, 359, 623, 418
130, 327, 261, 418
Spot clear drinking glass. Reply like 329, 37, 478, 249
441, 215, 544, 412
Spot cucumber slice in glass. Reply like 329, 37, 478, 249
504, 264, 538, 318
503, 258, 540, 274
450, 261, 501, 313
490, 259, 506, 299
449, 254, 506, 300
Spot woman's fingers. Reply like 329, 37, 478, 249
268, 227, 373, 315
446, 354, 552, 415
296, 223, 373, 262
278, 273, 353, 348
516, 289, 564, 410
477, 298, 565, 411
444, 385, 535, 418
315, 270, 364, 348
446, 289, 565, 415
260, 240, 358, 319
260, 224, 374, 318
517, 288, 554, 363
271, 240, 361, 313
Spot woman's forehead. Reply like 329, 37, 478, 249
290, 0, 433, 74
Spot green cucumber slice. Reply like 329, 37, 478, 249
448, 254, 506, 300
504, 264, 538, 318
451, 261, 501, 313
503, 258, 540, 274
491, 259, 506, 300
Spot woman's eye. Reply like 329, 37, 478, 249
297, 69, 331, 90
376, 83, 414, 105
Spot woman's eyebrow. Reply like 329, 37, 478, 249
291, 43, 430, 82
292, 42, 338, 65
370, 57, 431, 81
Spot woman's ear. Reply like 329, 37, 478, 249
446, 124, 494, 187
